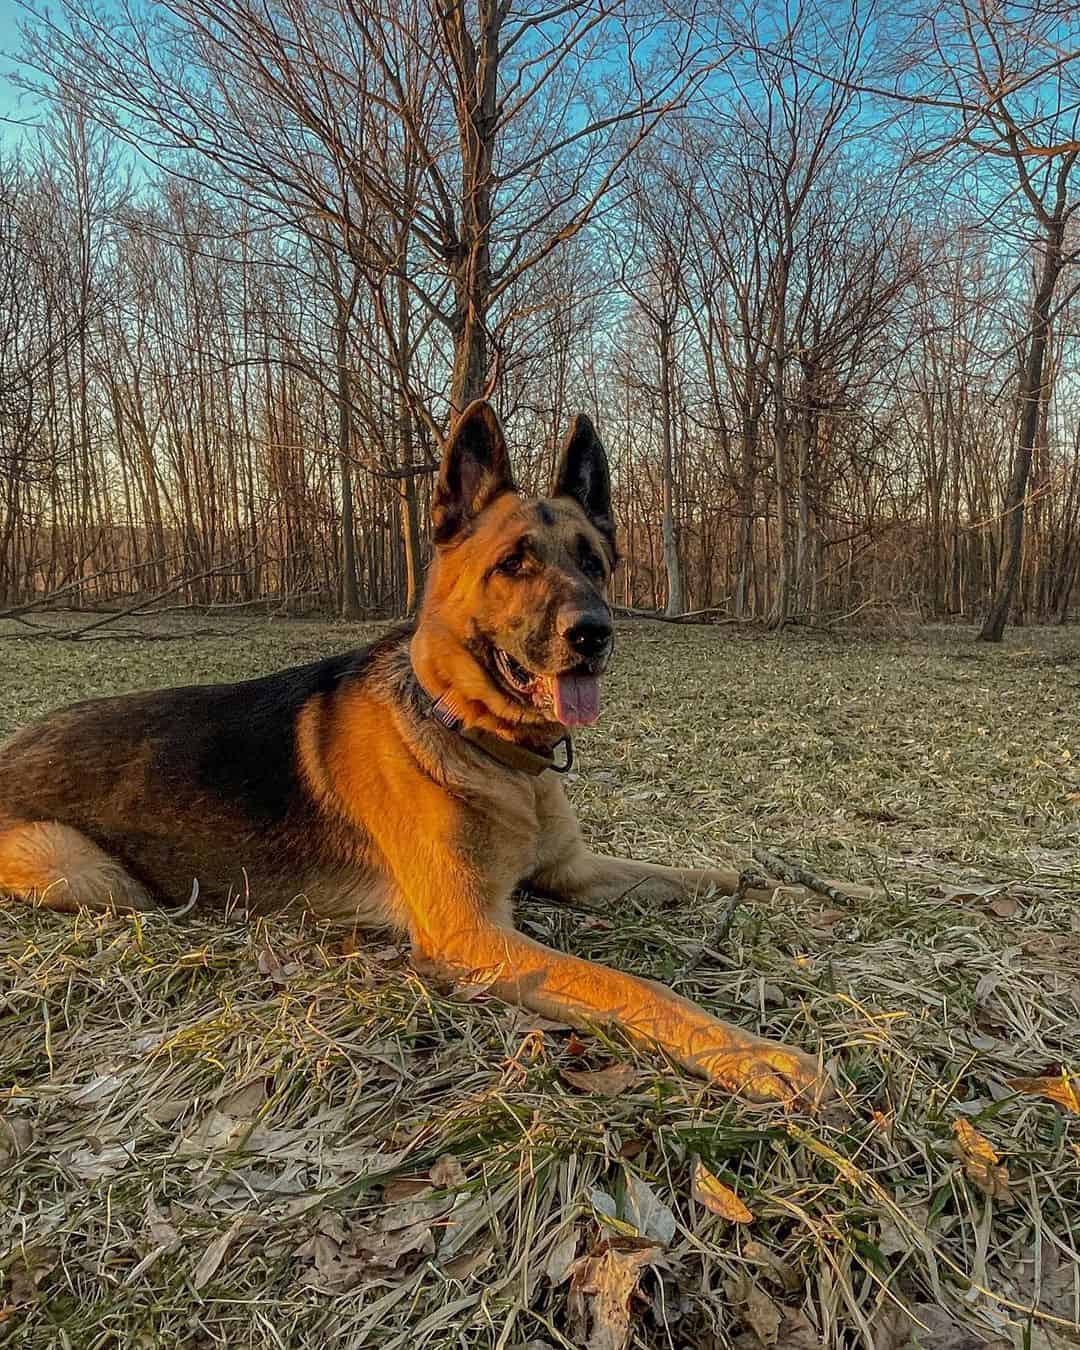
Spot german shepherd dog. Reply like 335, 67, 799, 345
0, 401, 826, 1104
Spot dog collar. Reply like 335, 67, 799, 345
414, 680, 573, 777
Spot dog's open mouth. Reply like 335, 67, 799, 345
492, 647, 602, 728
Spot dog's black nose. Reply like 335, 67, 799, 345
564, 615, 612, 659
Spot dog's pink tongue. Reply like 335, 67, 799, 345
552, 673, 601, 727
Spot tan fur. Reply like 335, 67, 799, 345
0, 821, 153, 913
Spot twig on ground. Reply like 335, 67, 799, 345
676, 868, 763, 981
752, 845, 862, 905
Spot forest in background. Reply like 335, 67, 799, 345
1, 0, 1079, 637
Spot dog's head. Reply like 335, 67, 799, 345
412, 400, 617, 738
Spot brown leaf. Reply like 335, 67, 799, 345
294, 1204, 438, 1291
442, 1244, 492, 1280
690, 1160, 752, 1223
742, 1240, 799, 1293
0, 1116, 32, 1161
62, 1139, 137, 1179
216, 1079, 269, 1117
773, 1309, 823, 1349
724, 1270, 783, 1347
192, 1216, 248, 1291
127, 1197, 182, 1282
935, 883, 1004, 903
429, 1153, 467, 1189
905, 1303, 1010, 1349
987, 896, 1019, 918
561, 1064, 639, 1097
568, 1242, 661, 1350
806, 908, 847, 930
382, 1177, 433, 1203
3, 1249, 56, 1307
1006, 1072, 1080, 1115
951, 1118, 1014, 1204
256, 944, 286, 984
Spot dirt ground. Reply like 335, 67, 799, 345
1, 615, 1078, 1348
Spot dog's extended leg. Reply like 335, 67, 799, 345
529, 787, 782, 906
412, 910, 825, 1103
531, 849, 761, 906
341, 733, 827, 1105
0, 821, 153, 913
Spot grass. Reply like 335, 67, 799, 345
1, 613, 1078, 1349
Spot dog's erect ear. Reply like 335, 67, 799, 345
432, 400, 515, 544
552, 413, 615, 552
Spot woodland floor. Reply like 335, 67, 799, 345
0, 614, 1078, 1350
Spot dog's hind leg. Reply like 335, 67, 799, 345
0, 821, 154, 913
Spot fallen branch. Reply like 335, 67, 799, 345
52, 550, 260, 640
676, 868, 765, 981
612, 605, 743, 625
751, 846, 866, 905
0, 550, 186, 620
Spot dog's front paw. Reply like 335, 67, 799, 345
705, 1039, 833, 1107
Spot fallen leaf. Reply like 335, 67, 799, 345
545, 1226, 580, 1285
934, 883, 1004, 903
127, 1197, 182, 1282
772, 1308, 822, 1349
742, 1240, 799, 1292
905, 1302, 1010, 1348
257, 945, 286, 984
0, 1116, 32, 1160
438, 1195, 487, 1261
806, 908, 847, 929
217, 1079, 269, 1116
3, 1248, 56, 1307
442, 1244, 492, 1280
622, 1172, 676, 1246
951, 1119, 1014, 1204
70, 1069, 126, 1107
1006, 1072, 1080, 1115
724, 1270, 783, 1347
561, 1064, 638, 1097
690, 1160, 752, 1223
192, 1215, 248, 1290
589, 1187, 619, 1222
62, 1140, 137, 1180
429, 1153, 467, 1189
382, 1178, 433, 1203
568, 1241, 661, 1350
987, 896, 1019, 918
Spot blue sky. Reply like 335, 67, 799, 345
0, 8, 42, 151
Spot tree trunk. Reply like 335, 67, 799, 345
444, 1, 501, 411
979, 225, 1063, 642
659, 320, 683, 616
335, 294, 361, 620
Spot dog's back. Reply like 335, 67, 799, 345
0, 634, 406, 911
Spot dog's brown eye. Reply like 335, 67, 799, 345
581, 552, 604, 580
497, 554, 524, 577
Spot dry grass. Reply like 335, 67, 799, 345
1, 614, 1078, 1350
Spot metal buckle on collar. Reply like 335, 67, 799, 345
549, 736, 574, 774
